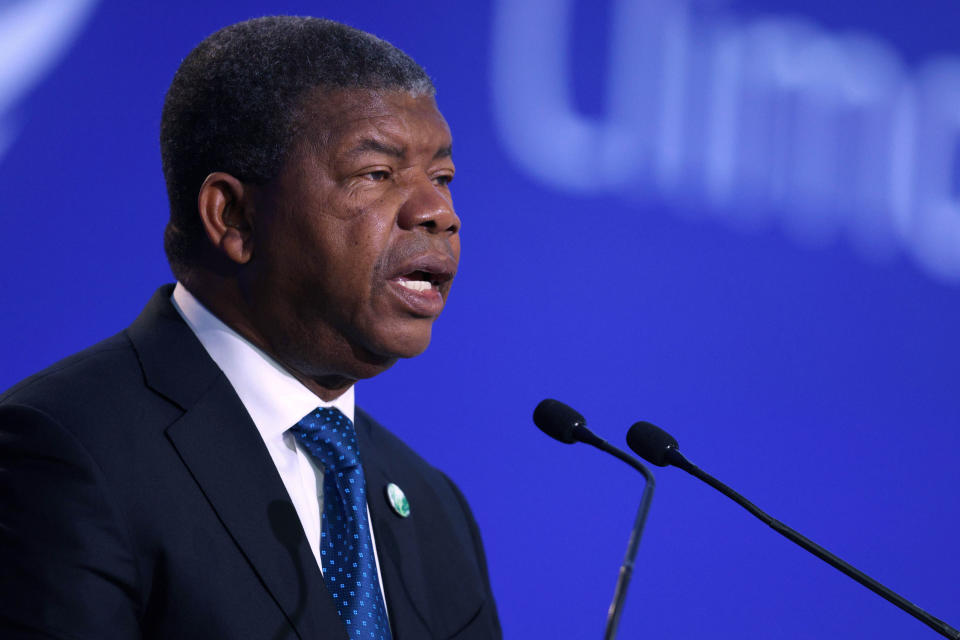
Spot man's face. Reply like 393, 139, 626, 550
243, 89, 459, 383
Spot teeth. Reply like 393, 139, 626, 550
397, 279, 433, 292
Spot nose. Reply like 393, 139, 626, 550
397, 175, 460, 235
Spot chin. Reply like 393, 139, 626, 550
369, 324, 434, 361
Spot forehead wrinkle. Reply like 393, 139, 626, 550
345, 138, 406, 159
297, 92, 453, 165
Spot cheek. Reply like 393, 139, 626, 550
318, 232, 388, 314
339, 209, 397, 272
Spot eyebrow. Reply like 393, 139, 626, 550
345, 139, 453, 160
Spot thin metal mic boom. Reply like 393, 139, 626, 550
594, 440, 656, 640
533, 399, 655, 640
627, 420, 960, 640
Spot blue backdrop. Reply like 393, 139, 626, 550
2, 1, 958, 638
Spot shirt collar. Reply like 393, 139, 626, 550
170, 282, 355, 438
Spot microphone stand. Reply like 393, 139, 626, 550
597, 442, 656, 640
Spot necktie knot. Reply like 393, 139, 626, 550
291, 407, 360, 472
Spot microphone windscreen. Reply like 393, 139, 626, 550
626, 421, 679, 467
533, 399, 586, 444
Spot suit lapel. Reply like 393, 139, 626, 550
128, 286, 347, 640
355, 412, 437, 639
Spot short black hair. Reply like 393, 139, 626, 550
160, 16, 435, 274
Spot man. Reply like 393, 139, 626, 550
0, 16, 500, 640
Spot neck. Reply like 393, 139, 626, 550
294, 374, 355, 402
181, 274, 368, 402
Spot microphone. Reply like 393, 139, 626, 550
627, 420, 960, 640
533, 398, 604, 446
533, 399, 655, 640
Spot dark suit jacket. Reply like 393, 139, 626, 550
0, 286, 501, 639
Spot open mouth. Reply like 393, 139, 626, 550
386, 252, 457, 316
395, 270, 444, 293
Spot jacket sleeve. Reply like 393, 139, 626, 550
0, 404, 142, 639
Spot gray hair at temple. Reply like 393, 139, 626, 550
160, 16, 435, 274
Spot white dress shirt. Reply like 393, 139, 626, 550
170, 283, 388, 605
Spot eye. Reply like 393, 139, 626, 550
365, 170, 391, 181
433, 173, 454, 187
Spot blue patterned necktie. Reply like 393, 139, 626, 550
290, 407, 393, 640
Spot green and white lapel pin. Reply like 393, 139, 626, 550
385, 482, 410, 518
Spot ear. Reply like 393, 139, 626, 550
197, 172, 254, 264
